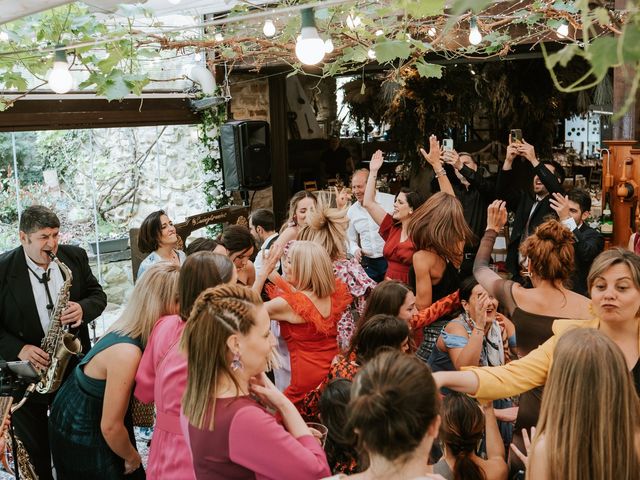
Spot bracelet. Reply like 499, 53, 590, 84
435, 168, 447, 178
473, 326, 485, 333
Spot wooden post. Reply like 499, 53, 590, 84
268, 75, 290, 227
604, 140, 638, 247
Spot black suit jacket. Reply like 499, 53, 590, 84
569, 223, 604, 296
0, 244, 107, 362
497, 163, 564, 280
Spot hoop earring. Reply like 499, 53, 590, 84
231, 351, 244, 371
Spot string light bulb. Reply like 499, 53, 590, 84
346, 14, 362, 30
428, 27, 437, 38
214, 33, 224, 42
367, 49, 376, 59
556, 20, 569, 38
468, 17, 482, 45
295, 8, 325, 65
47, 46, 73, 94
263, 19, 276, 38
375, 29, 384, 36
0, 32, 8, 42
324, 38, 334, 53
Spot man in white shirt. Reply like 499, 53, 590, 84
347, 169, 395, 282
249, 208, 279, 277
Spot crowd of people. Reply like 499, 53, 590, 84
1, 133, 639, 480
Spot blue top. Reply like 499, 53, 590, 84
137, 249, 186, 278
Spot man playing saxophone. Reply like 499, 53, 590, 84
0, 205, 107, 480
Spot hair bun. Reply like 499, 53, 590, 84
535, 219, 574, 245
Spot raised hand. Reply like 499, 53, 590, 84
370, 150, 384, 173
515, 139, 537, 165
510, 427, 536, 469
549, 192, 571, 221
486, 200, 508, 232
443, 149, 463, 170
419, 135, 443, 170
333, 186, 351, 210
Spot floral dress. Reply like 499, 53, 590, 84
332, 259, 376, 351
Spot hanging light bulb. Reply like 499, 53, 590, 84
263, 19, 276, 38
168, 0, 181, 4
47, 45, 73, 94
0, 31, 8, 42
367, 48, 376, 59
295, 8, 325, 65
375, 29, 384, 36
468, 17, 482, 45
427, 27, 437, 38
214, 33, 224, 42
346, 13, 362, 30
324, 38, 334, 53
556, 20, 569, 38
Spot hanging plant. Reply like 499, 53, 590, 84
199, 96, 230, 233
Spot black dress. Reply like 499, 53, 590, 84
49, 332, 146, 479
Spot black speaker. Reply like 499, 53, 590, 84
219, 120, 271, 190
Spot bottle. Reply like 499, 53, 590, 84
600, 202, 613, 237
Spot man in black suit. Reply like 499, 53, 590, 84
0, 205, 107, 479
550, 188, 605, 296
496, 138, 566, 284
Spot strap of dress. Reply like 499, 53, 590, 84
80, 332, 141, 366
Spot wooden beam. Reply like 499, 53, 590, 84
0, 94, 201, 132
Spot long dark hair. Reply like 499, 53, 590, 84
440, 392, 485, 480
360, 280, 411, 323
347, 314, 409, 364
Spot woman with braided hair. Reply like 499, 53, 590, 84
433, 393, 507, 480
180, 284, 330, 480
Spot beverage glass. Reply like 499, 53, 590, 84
306, 422, 328, 447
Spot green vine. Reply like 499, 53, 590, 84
199, 97, 230, 235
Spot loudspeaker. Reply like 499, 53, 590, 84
219, 120, 271, 190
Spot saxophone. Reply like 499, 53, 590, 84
0, 391, 39, 479
36, 252, 82, 394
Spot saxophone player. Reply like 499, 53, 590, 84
0, 205, 107, 480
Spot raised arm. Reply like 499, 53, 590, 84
362, 150, 388, 225
473, 200, 517, 316
482, 403, 508, 474
517, 139, 563, 196
420, 135, 454, 196
496, 139, 521, 211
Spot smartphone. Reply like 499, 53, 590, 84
7, 361, 39, 380
442, 139, 454, 151
510, 129, 522, 143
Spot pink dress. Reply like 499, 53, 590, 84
134, 315, 194, 480
181, 396, 330, 480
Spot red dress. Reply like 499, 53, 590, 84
379, 213, 415, 283
267, 277, 352, 408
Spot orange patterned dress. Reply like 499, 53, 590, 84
267, 277, 352, 407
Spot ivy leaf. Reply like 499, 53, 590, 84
373, 40, 411, 63
586, 36, 618, 79
448, 0, 494, 15
592, 7, 611, 26
1, 72, 27, 90
342, 46, 369, 63
622, 25, 640, 63
552, 0, 578, 13
415, 59, 443, 79
397, 0, 444, 17
544, 43, 580, 69
97, 48, 124, 73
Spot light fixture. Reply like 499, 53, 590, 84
556, 20, 569, 38
324, 38, 334, 53
375, 29, 384, 36
468, 17, 482, 45
427, 27, 437, 38
367, 48, 376, 59
214, 33, 224, 42
168, 0, 181, 4
346, 13, 362, 30
295, 8, 325, 65
0, 31, 8, 42
47, 45, 73, 94
263, 19, 276, 38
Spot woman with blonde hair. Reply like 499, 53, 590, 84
134, 252, 238, 480
271, 190, 318, 250
298, 205, 376, 349
50, 263, 180, 478
527, 328, 640, 480
180, 284, 330, 479
266, 241, 352, 407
